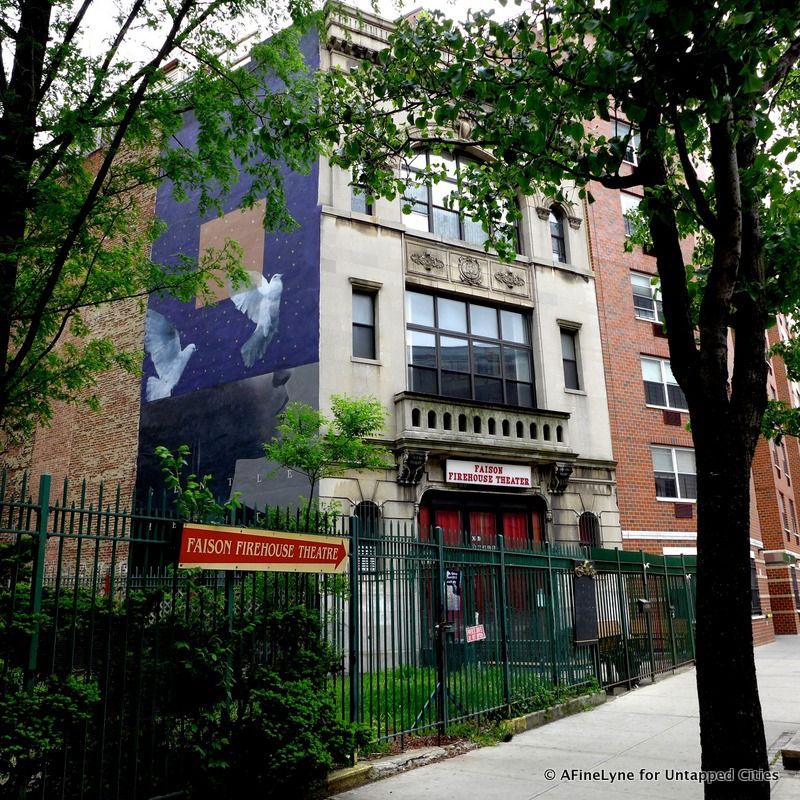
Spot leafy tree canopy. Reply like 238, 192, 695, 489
0, 0, 321, 447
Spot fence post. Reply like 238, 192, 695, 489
433, 526, 449, 736
348, 516, 361, 725
26, 473, 51, 692
615, 549, 633, 689
545, 542, 559, 687
641, 551, 656, 683
662, 561, 678, 671
497, 534, 512, 711
223, 570, 235, 718
681, 554, 696, 660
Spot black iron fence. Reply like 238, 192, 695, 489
1, 472, 696, 798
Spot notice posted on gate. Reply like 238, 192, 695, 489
178, 523, 349, 574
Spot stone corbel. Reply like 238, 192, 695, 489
567, 215, 583, 230
535, 206, 551, 221
549, 462, 573, 494
397, 449, 429, 486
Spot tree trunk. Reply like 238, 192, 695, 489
693, 413, 768, 800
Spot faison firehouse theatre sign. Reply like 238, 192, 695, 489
445, 459, 532, 488
178, 523, 349, 574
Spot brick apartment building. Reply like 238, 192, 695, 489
584, 115, 783, 645
751, 316, 800, 635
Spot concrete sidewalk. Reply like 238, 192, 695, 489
329, 636, 800, 800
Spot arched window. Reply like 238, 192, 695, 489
354, 501, 383, 574
578, 512, 600, 548
550, 206, 567, 263
402, 150, 519, 252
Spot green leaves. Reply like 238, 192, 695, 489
154, 444, 242, 522
264, 395, 392, 524
0, 0, 324, 448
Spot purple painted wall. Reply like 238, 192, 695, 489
136, 32, 321, 504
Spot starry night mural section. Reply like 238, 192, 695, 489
136, 35, 320, 510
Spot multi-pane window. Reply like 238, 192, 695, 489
631, 273, 663, 321
641, 357, 688, 410
550, 207, 567, 263
751, 560, 762, 615
352, 290, 376, 359
406, 290, 534, 407
402, 151, 518, 251
621, 192, 642, 237
791, 568, 800, 610
652, 446, 697, 500
561, 329, 580, 390
613, 120, 640, 165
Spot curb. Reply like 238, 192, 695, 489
506, 690, 607, 735
325, 691, 607, 796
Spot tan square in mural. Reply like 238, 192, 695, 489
195, 199, 266, 308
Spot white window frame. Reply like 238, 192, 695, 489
631, 273, 663, 322
614, 119, 640, 165
641, 357, 688, 411
621, 192, 642, 237
652, 445, 697, 501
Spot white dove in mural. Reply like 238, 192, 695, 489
144, 308, 196, 401
231, 271, 283, 368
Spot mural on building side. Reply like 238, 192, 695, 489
136, 33, 322, 509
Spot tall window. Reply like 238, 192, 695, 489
791, 568, 800, 610
750, 560, 762, 615
406, 290, 534, 407
561, 328, 580, 390
652, 446, 697, 500
402, 150, 518, 251
550, 206, 567, 263
352, 290, 376, 359
641, 357, 688, 410
621, 192, 642, 237
613, 119, 640, 165
631, 273, 663, 321
578, 512, 600, 547
354, 501, 382, 574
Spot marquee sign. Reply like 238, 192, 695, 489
445, 459, 532, 488
178, 523, 349, 574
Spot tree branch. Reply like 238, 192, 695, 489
762, 33, 800, 95
670, 105, 717, 233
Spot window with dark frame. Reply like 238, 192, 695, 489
652, 446, 697, 500
406, 290, 535, 407
402, 150, 520, 252
791, 568, 800, 609
641, 357, 688, 410
354, 501, 382, 575
550, 206, 567, 263
561, 328, 580, 390
631, 273, 663, 321
578, 511, 600, 547
751, 560, 762, 615
352, 289, 376, 360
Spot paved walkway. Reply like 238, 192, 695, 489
330, 636, 800, 800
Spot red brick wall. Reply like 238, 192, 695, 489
586, 119, 697, 536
